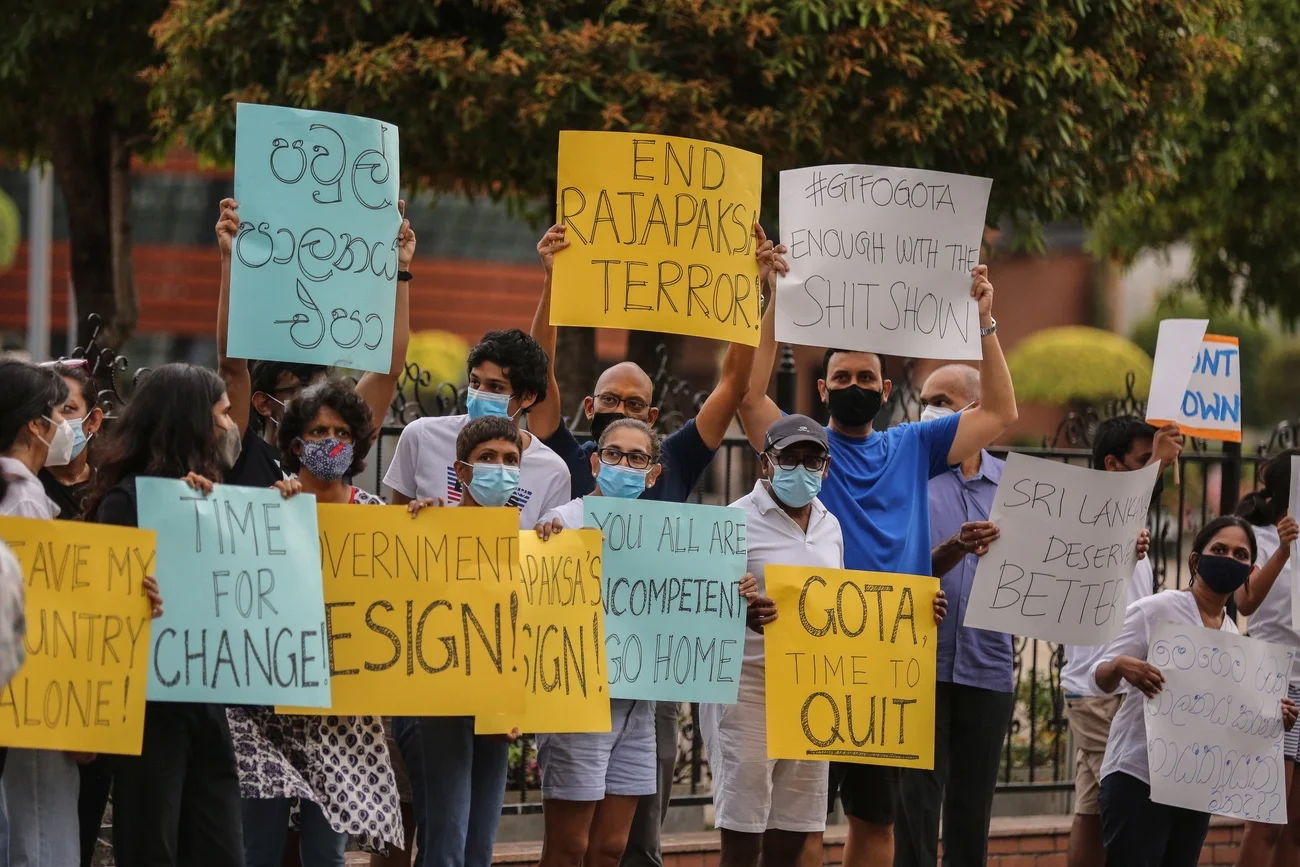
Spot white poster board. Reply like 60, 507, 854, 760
962, 453, 1159, 644
1148, 326, 1242, 443
1145, 319, 1209, 424
774, 165, 992, 360
1146, 621, 1293, 824
1291, 456, 1300, 633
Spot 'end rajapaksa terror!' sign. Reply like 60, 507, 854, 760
550, 131, 763, 346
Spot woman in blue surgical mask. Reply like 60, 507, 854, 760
39, 361, 105, 522
530, 417, 757, 867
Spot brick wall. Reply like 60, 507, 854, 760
402, 814, 1245, 867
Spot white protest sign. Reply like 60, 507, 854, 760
1291, 455, 1300, 632
1146, 621, 1293, 824
775, 165, 992, 360
962, 453, 1159, 644
1149, 333, 1242, 443
1145, 319, 1209, 425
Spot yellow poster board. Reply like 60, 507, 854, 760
476, 529, 612, 735
550, 131, 763, 345
764, 566, 938, 769
280, 504, 524, 717
0, 517, 154, 754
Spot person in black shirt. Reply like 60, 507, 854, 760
85, 363, 241, 867
214, 199, 417, 490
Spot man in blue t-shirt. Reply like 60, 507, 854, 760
738, 263, 1019, 867
528, 222, 784, 867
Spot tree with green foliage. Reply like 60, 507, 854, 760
146, 0, 1239, 400
1130, 293, 1273, 427
0, 190, 18, 273
1007, 326, 1152, 406
1258, 340, 1300, 421
1092, 0, 1300, 321
0, 0, 168, 349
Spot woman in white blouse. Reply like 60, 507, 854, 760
1092, 515, 1299, 867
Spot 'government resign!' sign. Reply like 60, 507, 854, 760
550, 131, 763, 346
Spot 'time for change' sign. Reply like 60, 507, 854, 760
962, 454, 1159, 645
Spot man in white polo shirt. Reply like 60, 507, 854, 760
383, 328, 572, 867
701, 415, 844, 867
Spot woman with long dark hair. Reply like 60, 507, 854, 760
88, 362, 244, 867
1235, 450, 1300, 867
1093, 516, 1299, 867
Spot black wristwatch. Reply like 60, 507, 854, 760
397, 270, 413, 283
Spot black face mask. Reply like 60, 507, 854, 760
826, 385, 883, 427
1194, 554, 1252, 595
589, 412, 626, 442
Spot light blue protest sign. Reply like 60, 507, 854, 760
230, 103, 400, 372
136, 478, 331, 706
584, 498, 748, 703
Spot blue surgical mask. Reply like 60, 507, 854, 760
770, 466, 823, 508
466, 463, 521, 507
597, 464, 648, 499
68, 416, 92, 460
466, 387, 512, 420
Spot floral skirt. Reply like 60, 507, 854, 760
228, 707, 403, 852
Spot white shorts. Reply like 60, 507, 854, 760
701, 698, 828, 834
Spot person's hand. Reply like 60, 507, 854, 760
1283, 697, 1298, 731
181, 472, 215, 495
755, 223, 788, 291
738, 572, 758, 601
216, 198, 240, 259
747, 596, 778, 633
534, 518, 564, 541
491, 727, 523, 742
1115, 656, 1165, 698
1150, 424, 1184, 472
407, 497, 443, 517
143, 575, 164, 619
971, 264, 994, 327
957, 521, 999, 556
1278, 516, 1299, 550
397, 199, 416, 271
537, 224, 570, 276
1136, 529, 1151, 561
933, 588, 948, 625
272, 478, 302, 499
67, 752, 96, 765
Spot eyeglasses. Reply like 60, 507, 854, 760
593, 393, 650, 415
766, 451, 828, 472
597, 447, 656, 470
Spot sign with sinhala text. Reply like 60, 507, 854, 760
137, 478, 331, 707
585, 498, 748, 703
280, 504, 524, 718
230, 103, 401, 372
1146, 622, 1293, 824
764, 566, 938, 769
0, 517, 154, 754
550, 131, 764, 346
477, 529, 612, 735
775, 165, 992, 360
961, 453, 1159, 645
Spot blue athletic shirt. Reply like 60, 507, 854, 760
818, 412, 963, 577
541, 418, 717, 503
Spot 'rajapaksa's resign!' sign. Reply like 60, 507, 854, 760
550, 131, 764, 346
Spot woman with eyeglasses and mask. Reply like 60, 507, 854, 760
229, 380, 432, 867
1091, 516, 1299, 867
84, 362, 241, 866
35, 361, 105, 523
531, 419, 758, 867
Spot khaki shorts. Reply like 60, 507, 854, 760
1065, 695, 1122, 815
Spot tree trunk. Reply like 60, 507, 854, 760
554, 326, 596, 431
45, 103, 138, 353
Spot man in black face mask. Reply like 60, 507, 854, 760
738, 264, 1019, 867
529, 221, 785, 867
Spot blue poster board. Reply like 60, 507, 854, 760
137, 478, 331, 706
230, 103, 401, 372
584, 498, 748, 703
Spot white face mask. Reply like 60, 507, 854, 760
39, 416, 76, 467
920, 405, 955, 424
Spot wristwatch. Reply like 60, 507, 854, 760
980, 317, 997, 338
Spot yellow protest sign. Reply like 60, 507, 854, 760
764, 566, 937, 769
550, 131, 763, 345
0, 516, 154, 754
476, 529, 611, 735
280, 504, 523, 717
